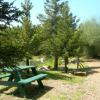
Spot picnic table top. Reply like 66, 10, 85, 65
17, 65, 35, 70
0, 66, 35, 72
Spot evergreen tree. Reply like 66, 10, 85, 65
38, 0, 62, 70
0, 0, 22, 66
0, 0, 21, 30
38, 0, 79, 71
21, 0, 33, 65
80, 19, 100, 58
58, 1, 78, 72
0, 26, 26, 66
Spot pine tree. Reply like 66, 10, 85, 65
0, 0, 21, 30
38, 0, 62, 70
38, 0, 78, 70
21, 0, 33, 65
58, 1, 78, 72
0, 0, 22, 66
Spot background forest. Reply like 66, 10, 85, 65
0, 0, 100, 71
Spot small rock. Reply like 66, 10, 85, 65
38, 66, 50, 71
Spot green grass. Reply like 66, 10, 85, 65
39, 70, 85, 84
0, 86, 7, 90
31, 56, 89, 69
32, 56, 54, 68
72, 91, 83, 100
38, 93, 67, 100
40, 58, 54, 67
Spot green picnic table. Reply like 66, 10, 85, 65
0, 66, 48, 97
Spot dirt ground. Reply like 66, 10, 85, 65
0, 59, 100, 100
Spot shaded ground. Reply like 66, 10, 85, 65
0, 59, 100, 100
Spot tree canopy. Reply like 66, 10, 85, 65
38, 0, 79, 70
0, 0, 22, 66
80, 19, 100, 57
0, 0, 21, 29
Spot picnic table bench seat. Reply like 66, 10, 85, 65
0, 73, 11, 79
0, 74, 48, 86
18, 74, 48, 84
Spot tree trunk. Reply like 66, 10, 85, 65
64, 56, 68, 73
54, 53, 59, 70
26, 58, 30, 74
26, 58, 30, 66
77, 56, 80, 69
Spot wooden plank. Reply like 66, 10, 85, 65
0, 74, 11, 79
18, 74, 48, 84
17, 66, 35, 70
3, 66, 35, 72
73, 71, 87, 76
3, 67, 18, 72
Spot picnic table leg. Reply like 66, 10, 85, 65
31, 67, 37, 75
31, 67, 44, 88
8, 73, 14, 81
37, 80, 44, 88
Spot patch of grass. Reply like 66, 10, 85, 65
72, 91, 83, 100
39, 70, 85, 84
0, 86, 7, 90
40, 58, 54, 68
38, 93, 67, 100
32, 56, 54, 68
68, 76, 85, 84
68, 62, 89, 69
